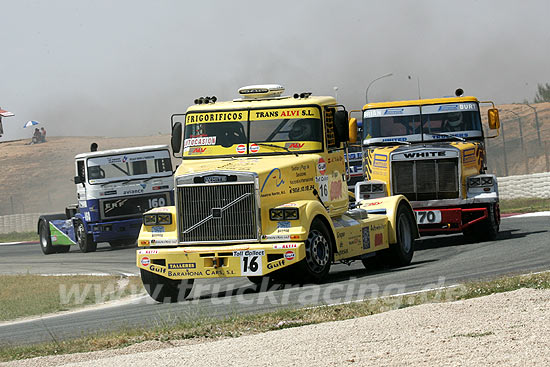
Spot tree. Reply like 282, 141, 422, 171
534, 83, 550, 103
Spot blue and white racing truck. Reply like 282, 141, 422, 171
38, 145, 174, 254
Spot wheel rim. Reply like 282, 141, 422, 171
76, 222, 86, 246
306, 230, 330, 273
398, 214, 412, 253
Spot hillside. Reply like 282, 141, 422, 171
1, 102, 549, 216
0, 135, 175, 215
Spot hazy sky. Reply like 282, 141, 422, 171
1, 0, 549, 141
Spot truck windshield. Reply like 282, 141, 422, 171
183, 106, 323, 157
363, 102, 482, 144
86, 150, 172, 184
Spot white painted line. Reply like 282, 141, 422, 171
0, 241, 39, 246
510, 211, 550, 218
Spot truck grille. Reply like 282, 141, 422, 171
392, 158, 459, 201
177, 183, 258, 243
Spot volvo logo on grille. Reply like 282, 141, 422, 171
204, 175, 227, 183
212, 208, 222, 218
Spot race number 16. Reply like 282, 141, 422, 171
240, 255, 262, 276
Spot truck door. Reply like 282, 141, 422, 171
76, 160, 87, 208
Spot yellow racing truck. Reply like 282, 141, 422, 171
355, 90, 501, 241
137, 85, 419, 302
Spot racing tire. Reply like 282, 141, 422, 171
39, 219, 56, 255
380, 204, 415, 267
75, 219, 97, 253
463, 203, 500, 242
140, 268, 194, 303
296, 219, 332, 283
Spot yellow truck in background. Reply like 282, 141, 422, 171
137, 85, 419, 302
355, 90, 501, 241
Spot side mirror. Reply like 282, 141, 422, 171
488, 108, 500, 130
171, 122, 183, 153
74, 176, 83, 184
348, 118, 358, 143
334, 110, 349, 145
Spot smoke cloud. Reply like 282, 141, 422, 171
1, 0, 549, 141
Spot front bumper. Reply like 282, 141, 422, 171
137, 242, 305, 280
91, 218, 142, 242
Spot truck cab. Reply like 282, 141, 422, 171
38, 145, 174, 254
137, 85, 419, 303
357, 92, 501, 240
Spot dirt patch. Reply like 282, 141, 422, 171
4, 288, 549, 366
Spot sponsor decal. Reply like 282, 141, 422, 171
168, 270, 203, 277
151, 226, 165, 233
261, 234, 291, 241
261, 168, 285, 193
139, 249, 159, 254
233, 250, 265, 257
375, 233, 383, 246
267, 259, 285, 270
329, 180, 343, 201
362, 227, 370, 250
463, 148, 476, 164
284, 250, 295, 261
190, 147, 207, 154
317, 158, 326, 175
236, 144, 246, 154
373, 154, 388, 168
186, 111, 245, 123
168, 262, 196, 269
403, 151, 446, 159
152, 185, 169, 190
51, 235, 57, 241
149, 264, 166, 274
184, 136, 217, 147
285, 142, 305, 150
139, 240, 150, 245
273, 243, 298, 249
150, 238, 178, 244
365, 201, 383, 207
250, 143, 260, 153
277, 221, 291, 229
100, 190, 117, 196
205, 268, 236, 276
141, 257, 150, 266
122, 189, 144, 195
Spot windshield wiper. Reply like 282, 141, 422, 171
254, 143, 298, 156
428, 133, 466, 142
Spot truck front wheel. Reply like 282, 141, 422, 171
373, 204, 415, 268
140, 268, 194, 303
297, 219, 332, 283
75, 220, 97, 253
463, 203, 500, 242
39, 220, 56, 255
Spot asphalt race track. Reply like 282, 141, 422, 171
0, 215, 548, 346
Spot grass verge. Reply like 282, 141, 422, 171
0, 231, 38, 243
499, 198, 550, 214
1, 271, 549, 362
0, 275, 144, 322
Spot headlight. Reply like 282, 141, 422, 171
157, 213, 173, 225
269, 207, 299, 221
143, 213, 173, 226
143, 214, 158, 226
468, 176, 493, 188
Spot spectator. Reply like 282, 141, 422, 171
40, 127, 47, 142
31, 128, 42, 144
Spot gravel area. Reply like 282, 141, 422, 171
4, 288, 549, 367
